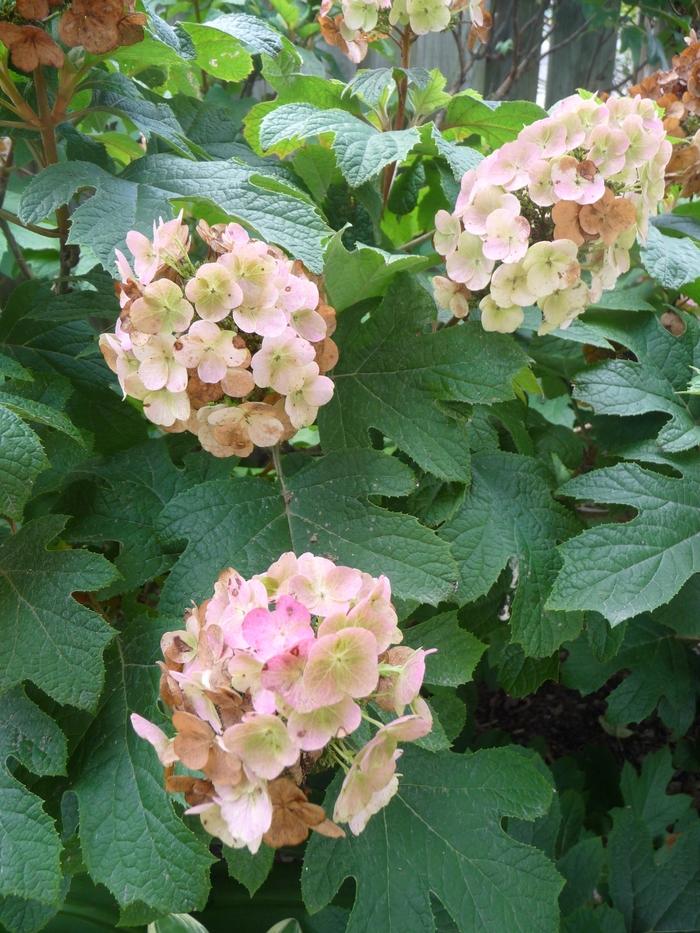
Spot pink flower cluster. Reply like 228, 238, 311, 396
99, 218, 338, 458
319, 0, 485, 63
132, 553, 434, 852
433, 93, 671, 334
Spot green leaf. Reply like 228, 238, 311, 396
557, 838, 605, 915
0, 688, 66, 907
549, 457, 700, 624
148, 914, 210, 933
345, 68, 396, 108
640, 225, 700, 288
0, 515, 118, 709
318, 276, 528, 482
292, 146, 338, 203
572, 311, 700, 453
180, 22, 253, 82
620, 748, 691, 837
302, 746, 563, 933
440, 452, 582, 657
562, 618, 696, 734
421, 124, 483, 179
0, 892, 64, 933
19, 155, 332, 273
323, 235, 434, 311
408, 69, 451, 119
0, 686, 67, 777
184, 13, 283, 57
0, 352, 32, 381
0, 392, 84, 446
403, 611, 485, 686
259, 104, 421, 187
444, 96, 546, 147
224, 844, 274, 897
90, 74, 190, 156
158, 449, 457, 615
609, 808, 700, 932
562, 905, 626, 933
66, 440, 218, 597
72, 611, 214, 915
0, 407, 48, 521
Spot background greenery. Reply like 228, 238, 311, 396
1, 1, 699, 932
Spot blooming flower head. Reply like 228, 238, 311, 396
132, 554, 435, 851
322, 0, 488, 62
434, 91, 670, 333
100, 221, 337, 458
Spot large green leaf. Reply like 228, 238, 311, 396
619, 748, 692, 837
0, 688, 66, 907
67, 440, 229, 597
19, 155, 332, 273
562, 617, 696, 734
72, 610, 214, 916
323, 235, 434, 311
317, 276, 528, 482
157, 449, 457, 615
90, 74, 191, 157
439, 451, 581, 657
444, 96, 546, 147
549, 456, 700, 624
403, 611, 485, 686
608, 808, 700, 932
572, 311, 700, 453
639, 225, 700, 289
0, 407, 48, 522
0, 515, 118, 709
181, 13, 282, 82
302, 746, 563, 933
0, 392, 84, 446
259, 104, 421, 187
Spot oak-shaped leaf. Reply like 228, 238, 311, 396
439, 451, 582, 657
66, 439, 229, 597
157, 449, 457, 616
302, 746, 563, 933
562, 617, 696, 734
549, 454, 700, 624
0, 687, 67, 908
0, 515, 119, 710
572, 310, 700, 453
19, 154, 332, 273
317, 276, 528, 482
608, 808, 700, 933
71, 611, 214, 916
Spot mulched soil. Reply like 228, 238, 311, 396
473, 674, 670, 766
473, 676, 700, 809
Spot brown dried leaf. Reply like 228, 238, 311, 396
58, 0, 122, 54
263, 777, 330, 848
551, 200, 586, 247
116, 11, 146, 48
16, 0, 50, 20
579, 189, 636, 245
0, 21, 64, 70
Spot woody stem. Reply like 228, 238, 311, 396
34, 66, 72, 292
381, 28, 413, 209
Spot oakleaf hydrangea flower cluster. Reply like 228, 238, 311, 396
319, 0, 486, 63
433, 93, 672, 334
100, 218, 337, 457
132, 553, 435, 851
